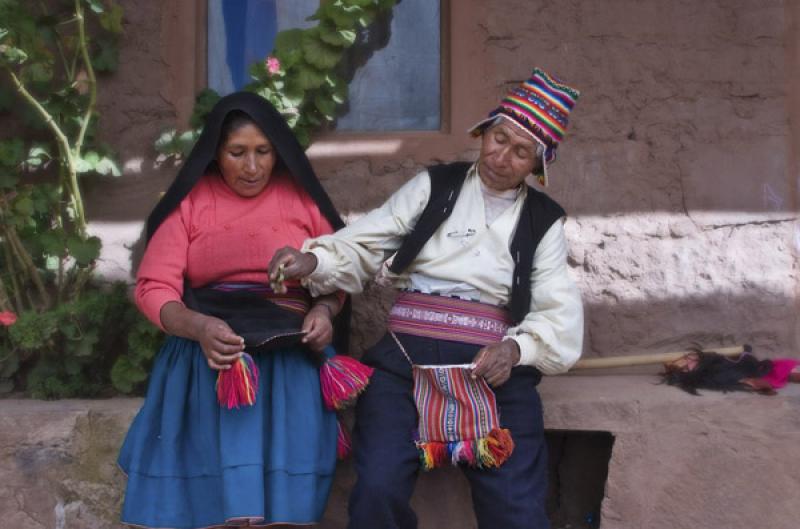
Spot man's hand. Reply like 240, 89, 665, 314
268, 246, 318, 283
471, 339, 521, 387
194, 314, 244, 371
301, 304, 334, 354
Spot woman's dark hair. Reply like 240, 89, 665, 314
662, 349, 773, 395
218, 110, 256, 148
215, 109, 286, 173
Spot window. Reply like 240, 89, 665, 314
207, 0, 441, 131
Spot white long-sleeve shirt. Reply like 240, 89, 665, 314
302, 164, 584, 374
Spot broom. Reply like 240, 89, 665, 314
567, 345, 747, 371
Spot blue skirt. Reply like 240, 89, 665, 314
118, 336, 337, 528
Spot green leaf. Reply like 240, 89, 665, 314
99, 4, 123, 34
25, 144, 51, 168
66, 234, 101, 266
39, 230, 65, 256
319, 24, 357, 47
92, 41, 118, 72
0, 354, 19, 380
110, 355, 148, 393
75, 157, 92, 173
154, 129, 176, 153
85, 0, 104, 14
302, 33, 342, 70
294, 126, 310, 148
274, 28, 304, 52
176, 130, 200, 155
0, 139, 24, 167
0, 28, 8, 42
0, 172, 18, 188
1, 45, 28, 65
21, 61, 53, 83
95, 156, 121, 176
13, 196, 33, 216
326, 4, 363, 28
296, 65, 326, 90
314, 93, 336, 119
189, 89, 221, 128
0, 85, 14, 112
72, 328, 98, 358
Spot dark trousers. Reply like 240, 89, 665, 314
348, 333, 550, 529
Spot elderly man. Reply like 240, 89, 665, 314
270, 68, 583, 529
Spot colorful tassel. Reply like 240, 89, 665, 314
216, 353, 259, 409
484, 428, 514, 467
320, 355, 374, 410
337, 418, 352, 460
417, 428, 515, 471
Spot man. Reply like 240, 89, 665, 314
270, 67, 583, 529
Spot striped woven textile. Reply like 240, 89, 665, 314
414, 364, 500, 443
387, 292, 513, 347
210, 282, 311, 315
413, 364, 514, 470
495, 68, 579, 146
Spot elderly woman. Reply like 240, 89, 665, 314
118, 92, 346, 529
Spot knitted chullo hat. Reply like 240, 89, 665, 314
469, 67, 580, 186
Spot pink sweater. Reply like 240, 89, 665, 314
135, 172, 337, 328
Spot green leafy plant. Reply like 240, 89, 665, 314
0, 0, 153, 396
156, 0, 397, 157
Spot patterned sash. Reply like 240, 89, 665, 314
210, 283, 311, 315
390, 332, 514, 470
387, 291, 513, 346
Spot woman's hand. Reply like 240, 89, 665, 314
193, 314, 245, 371
301, 304, 334, 354
269, 246, 318, 282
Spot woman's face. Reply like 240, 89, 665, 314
217, 123, 276, 198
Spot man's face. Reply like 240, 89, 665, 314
478, 120, 541, 192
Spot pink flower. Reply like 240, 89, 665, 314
266, 56, 281, 75
0, 311, 17, 326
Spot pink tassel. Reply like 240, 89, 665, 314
216, 353, 259, 409
320, 355, 374, 410
337, 418, 352, 460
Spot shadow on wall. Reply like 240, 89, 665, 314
336, 281, 794, 360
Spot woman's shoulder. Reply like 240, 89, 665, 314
270, 170, 317, 205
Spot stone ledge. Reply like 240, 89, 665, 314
0, 376, 797, 529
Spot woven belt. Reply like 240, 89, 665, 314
387, 291, 513, 346
210, 283, 311, 315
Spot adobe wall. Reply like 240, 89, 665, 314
85, 0, 798, 359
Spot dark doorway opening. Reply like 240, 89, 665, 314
546, 430, 615, 529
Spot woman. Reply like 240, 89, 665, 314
118, 92, 346, 528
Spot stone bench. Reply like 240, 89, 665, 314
1, 375, 797, 529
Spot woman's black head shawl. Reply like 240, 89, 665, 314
146, 91, 343, 241
144, 91, 350, 353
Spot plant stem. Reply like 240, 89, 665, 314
2, 242, 24, 312
3, 66, 86, 234
0, 274, 12, 312
3, 226, 51, 309
71, 0, 97, 236
74, 0, 97, 157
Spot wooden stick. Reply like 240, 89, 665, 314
570, 345, 747, 370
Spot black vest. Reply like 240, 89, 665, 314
388, 162, 566, 324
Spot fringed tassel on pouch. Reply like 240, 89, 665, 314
216, 353, 259, 409
320, 355, 374, 410
417, 428, 515, 471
